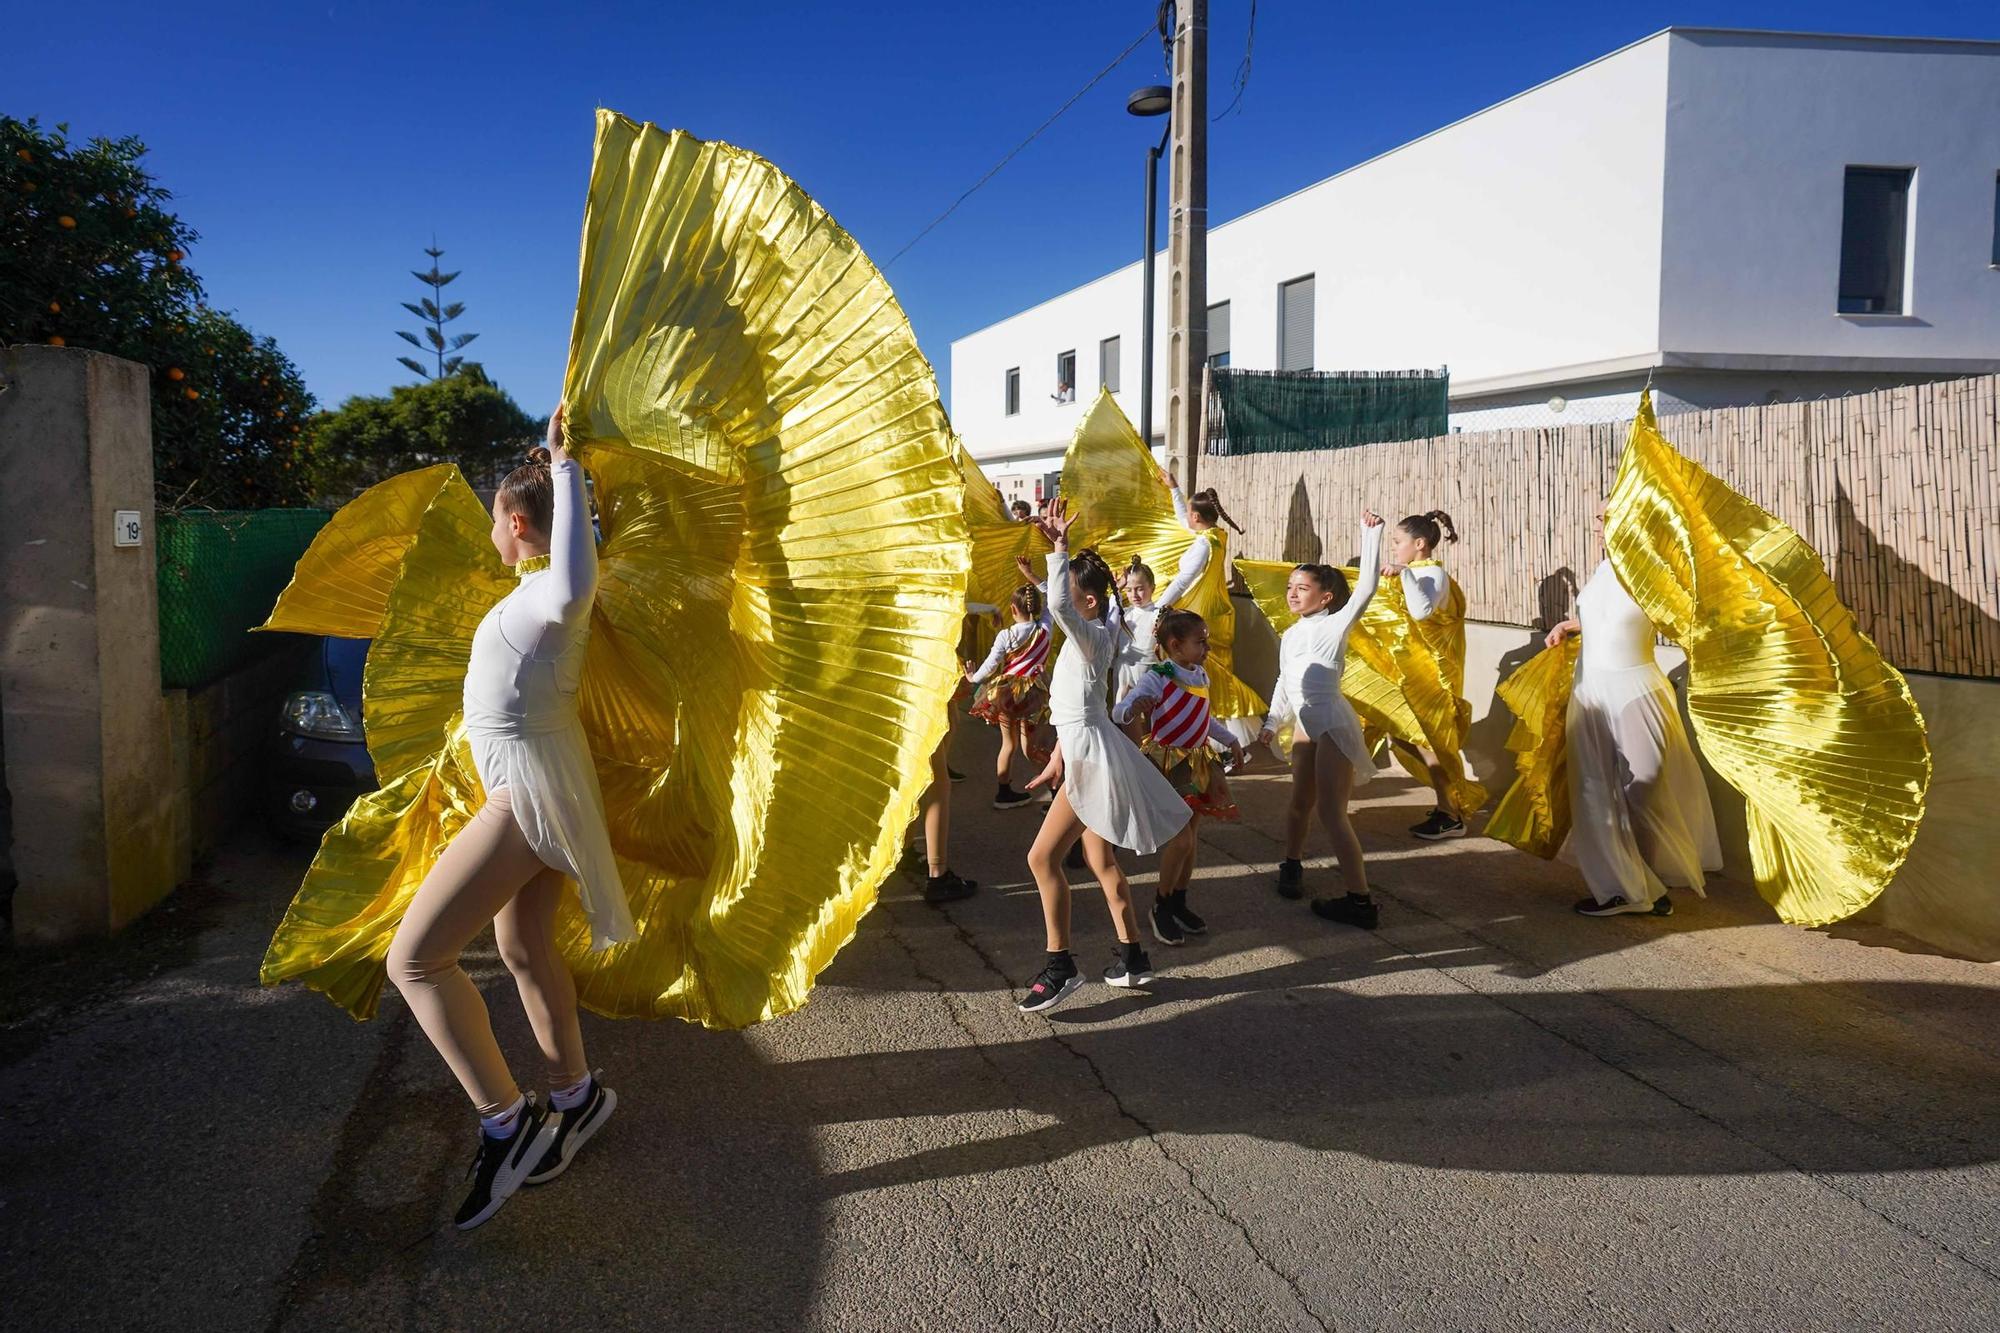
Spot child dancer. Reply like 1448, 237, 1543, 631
1112, 609, 1245, 946
1113, 557, 1162, 706
1381, 509, 1479, 840
965, 580, 1053, 810
1016, 500, 1195, 1013
387, 407, 627, 1230
1543, 502, 1720, 916
1258, 510, 1387, 929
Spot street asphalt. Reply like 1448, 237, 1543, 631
4, 724, 1998, 1332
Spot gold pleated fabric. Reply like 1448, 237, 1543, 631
1369, 564, 1489, 815
1059, 390, 1265, 721
1483, 636, 1579, 860
1603, 393, 1929, 926
957, 440, 1051, 612
260, 112, 969, 1027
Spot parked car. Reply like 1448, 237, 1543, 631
268, 635, 376, 842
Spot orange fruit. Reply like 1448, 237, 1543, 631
48, 335, 66, 347
168, 249, 184, 262
166, 367, 185, 381
58, 215, 76, 228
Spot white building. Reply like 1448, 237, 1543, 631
949, 27, 2000, 482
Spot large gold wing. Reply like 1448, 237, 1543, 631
1605, 394, 1929, 925
1484, 636, 1580, 860
1367, 571, 1489, 815
1059, 390, 1265, 720
258, 466, 509, 1015
957, 440, 1051, 611
557, 113, 969, 1025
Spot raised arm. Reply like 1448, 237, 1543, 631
1155, 534, 1211, 610
1333, 522, 1386, 634
1045, 550, 1094, 643
542, 456, 598, 625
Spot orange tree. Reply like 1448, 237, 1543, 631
1, 115, 321, 507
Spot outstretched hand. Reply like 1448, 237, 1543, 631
1155, 460, 1178, 492
546, 404, 570, 466
1033, 498, 1076, 548
1014, 554, 1038, 582
1544, 618, 1581, 650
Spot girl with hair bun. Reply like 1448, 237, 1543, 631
965, 575, 1054, 810
1380, 509, 1487, 840
1113, 555, 1161, 702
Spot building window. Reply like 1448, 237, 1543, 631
1099, 336, 1121, 393
1838, 167, 1913, 314
1207, 301, 1231, 369
1055, 349, 1076, 404
1004, 367, 1020, 416
1278, 275, 1314, 370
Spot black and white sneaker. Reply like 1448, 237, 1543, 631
1573, 895, 1653, 917
924, 870, 978, 905
1410, 810, 1466, 841
1310, 893, 1380, 930
526, 1078, 617, 1186
1017, 961, 1083, 1013
456, 1096, 557, 1231
1149, 897, 1186, 946
992, 785, 1033, 810
1167, 892, 1207, 935
1275, 859, 1304, 900
1651, 893, 1674, 918
1104, 949, 1155, 988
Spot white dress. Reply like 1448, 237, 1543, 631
463, 458, 637, 950
1113, 602, 1162, 700
1264, 523, 1384, 779
1562, 559, 1721, 907
1045, 551, 1191, 855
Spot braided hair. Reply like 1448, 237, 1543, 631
1068, 547, 1124, 622
1189, 488, 1244, 533
1293, 561, 1351, 612
1010, 581, 1045, 622
1153, 607, 1206, 659
498, 445, 555, 534
1399, 509, 1459, 554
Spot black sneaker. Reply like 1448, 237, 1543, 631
1574, 895, 1652, 917
1149, 897, 1186, 946
1017, 960, 1083, 1012
527, 1077, 618, 1186
924, 870, 977, 905
1410, 810, 1466, 841
992, 785, 1033, 810
1310, 893, 1379, 930
1651, 894, 1674, 918
1167, 892, 1207, 935
1104, 949, 1155, 988
947, 767, 966, 784
1275, 859, 1304, 900
456, 1097, 557, 1230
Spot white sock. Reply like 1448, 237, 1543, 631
480, 1093, 527, 1140
551, 1074, 593, 1112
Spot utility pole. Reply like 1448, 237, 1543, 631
1166, 0, 1208, 493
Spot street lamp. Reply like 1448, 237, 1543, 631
1128, 85, 1170, 453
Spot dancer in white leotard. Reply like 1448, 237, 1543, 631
386, 405, 629, 1230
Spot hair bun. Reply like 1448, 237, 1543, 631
527, 445, 552, 466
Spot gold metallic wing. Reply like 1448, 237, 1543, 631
1484, 636, 1579, 860
258, 467, 508, 1015
1605, 394, 1930, 925
1368, 572, 1489, 815
557, 112, 969, 1027
1059, 390, 1264, 719
958, 440, 1051, 611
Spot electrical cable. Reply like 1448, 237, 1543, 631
883, 24, 1157, 268
1213, 0, 1256, 121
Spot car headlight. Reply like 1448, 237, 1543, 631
283, 691, 364, 740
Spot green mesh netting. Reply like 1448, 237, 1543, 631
156, 509, 330, 689
1207, 368, 1449, 454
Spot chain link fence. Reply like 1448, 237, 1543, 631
156, 509, 330, 689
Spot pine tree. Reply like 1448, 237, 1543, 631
395, 240, 478, 379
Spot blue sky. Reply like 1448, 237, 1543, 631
10, 1, 1995, 417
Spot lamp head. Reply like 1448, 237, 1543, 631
1127, 85, 1171, 117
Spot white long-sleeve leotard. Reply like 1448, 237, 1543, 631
1156, 489, 1213, 610
1264, 523, 1385, 742
465, 458, 597, 732
968, 617, 1045, 683
1400, 563, 1448, 622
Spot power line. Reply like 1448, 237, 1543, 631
1213, 0, 1257, 121
883, 24, 1158, 268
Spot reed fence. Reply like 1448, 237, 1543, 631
1199, 374, 2000, 678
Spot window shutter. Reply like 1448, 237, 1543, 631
1207, 302, 1230, 359
1279, 277, 1314, 371
1100, 336, 1121, 393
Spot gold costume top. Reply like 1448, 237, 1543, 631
260, 112, 970, 1027
1490, 393, 1929, 926
1058, 390, 1265, 722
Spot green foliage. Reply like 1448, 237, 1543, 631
0, 115, 320, 508
313, 363, 539, 496
396, 243, 479, 379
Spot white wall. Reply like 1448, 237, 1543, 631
1658, 32, 2000, 361
952, 32, 1675, 466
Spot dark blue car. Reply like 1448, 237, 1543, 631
268, 635, 377, 842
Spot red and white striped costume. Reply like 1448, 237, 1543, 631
968, 617, 1053, 725
1112, 661, 1239, 818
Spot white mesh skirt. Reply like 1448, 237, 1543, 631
1561, 659, 1722, 907
470, 717, 637, 950
1058, 717, 1191, 856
